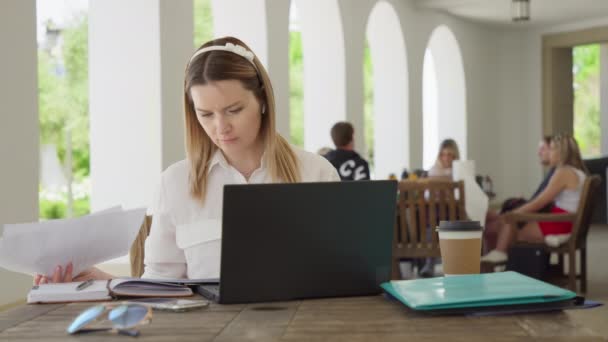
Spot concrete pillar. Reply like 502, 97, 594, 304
213, 0, 268, 66
0, 0, 39, 307
366, 1, 409, 178
212, 0, 292, 137
265, 0, 291, 138
601, 44, 608, 154
297, 0, 346, 152
89, 0, 192, 211
339, 0, 370, 157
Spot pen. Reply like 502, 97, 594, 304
76, 279, 94, 291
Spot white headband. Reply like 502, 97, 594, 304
189, 42, 257, 69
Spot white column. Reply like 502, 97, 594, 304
601, 44, 608, 154
297, 0, 346, 152
89, 0, 192, 212
212, 0, 268, 66
339, 0, 369, 161
0, 0, 39, 306
212, 0, 292, 136
366, 2, 409, 179
265, 0, 291, 138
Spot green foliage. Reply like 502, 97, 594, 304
39, 196, 90, 220
289, 31, 304, 147
194, 0, 214, 48
38, 15, 90, 180
363, 41, 374, 164
573, 45, 600, 157
38, 14, 90, 220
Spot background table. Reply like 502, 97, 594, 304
0, 296, 602, 341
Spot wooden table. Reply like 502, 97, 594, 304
0, 296, 602, 341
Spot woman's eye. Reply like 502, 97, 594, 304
198, 112, 213, 118
228, 107, 243, 114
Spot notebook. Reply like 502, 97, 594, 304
381, 271, 577, 312
26, 278, 209, 304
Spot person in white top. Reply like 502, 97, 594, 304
34, 36, 339, 284
482, 134, 588, 263
427, 138, 460, 179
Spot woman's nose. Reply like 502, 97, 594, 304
216, 114, 231, 133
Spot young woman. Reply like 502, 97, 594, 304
481, 134, 588, 263
428, 139, 460, 179
35, 36, 339, 284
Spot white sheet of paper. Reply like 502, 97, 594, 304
0, 207, 146, 277
2, 205, 123, 238
453, 160, 489, 227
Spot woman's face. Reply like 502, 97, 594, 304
548, 141, 560, 166
440, 148, 456, 168
190, 80, 263, 156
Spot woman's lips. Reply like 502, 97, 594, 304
219, 137, 238, 143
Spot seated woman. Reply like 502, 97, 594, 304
428, 138, 459, 180
34, 36, 339, 284
413, 139, 460, 278
481, 134, 588, 263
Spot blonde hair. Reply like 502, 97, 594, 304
551, 133, 589, 174
184, 37, 300, 203
435, 138, 460, 168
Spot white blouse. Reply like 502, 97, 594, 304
141, 146, 340, 279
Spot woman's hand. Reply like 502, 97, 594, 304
33, 263, 112, 285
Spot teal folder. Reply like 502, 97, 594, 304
381, 271, 576, 311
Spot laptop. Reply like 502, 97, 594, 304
196, 180, 397, 304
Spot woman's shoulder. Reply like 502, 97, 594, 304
157, 159, 191, 200
161, 159, 190, 181
291, 145, 339, 182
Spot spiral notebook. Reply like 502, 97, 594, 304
26, 278, 202, 304
381, 271, 577, 314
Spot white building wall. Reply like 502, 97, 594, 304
0, 0, 39, 307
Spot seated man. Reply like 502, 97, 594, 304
324, 121, 371, 181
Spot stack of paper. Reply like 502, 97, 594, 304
0, 207, 146, 277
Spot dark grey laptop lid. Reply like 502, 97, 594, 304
218, 180, 397, 304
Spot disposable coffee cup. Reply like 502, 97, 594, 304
436, 221, 483, 276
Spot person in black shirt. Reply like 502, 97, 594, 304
324, 122, 370, 181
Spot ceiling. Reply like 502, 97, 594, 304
414, 0, 608, 28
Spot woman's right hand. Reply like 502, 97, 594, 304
33, 263, 111, 285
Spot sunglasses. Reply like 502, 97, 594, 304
67, 303, 152, 337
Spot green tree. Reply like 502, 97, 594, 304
289, 31, 304, 147
38, 14, 90, 218
194, 0, 214, 48
573, 44, 600, 157
38, 15, 89, 180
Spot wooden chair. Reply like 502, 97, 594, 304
502, 175, 601, 293
392, 179, 466, 279
129, 215, 152, 277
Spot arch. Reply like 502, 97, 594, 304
423, 25, 467, 169
366, 1, 409, 178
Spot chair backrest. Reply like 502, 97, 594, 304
571, 175, 601, 249
129, 215, 152, 277
394, 180, 466, 256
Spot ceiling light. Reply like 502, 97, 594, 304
512, 0, 530, 22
